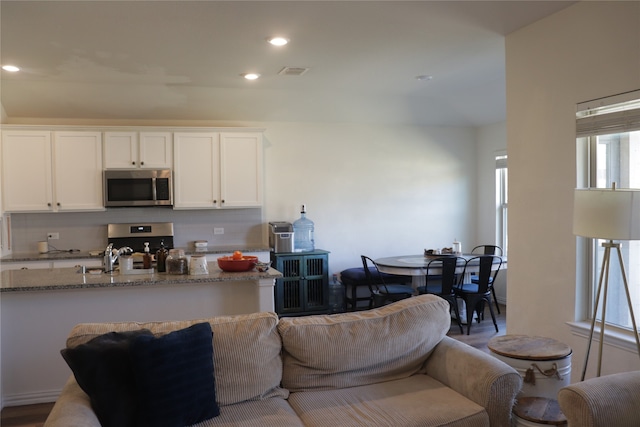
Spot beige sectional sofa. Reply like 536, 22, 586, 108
44, 295, 522, 427
558, 370, 640, 427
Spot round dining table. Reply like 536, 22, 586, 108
374, 254, 506, 291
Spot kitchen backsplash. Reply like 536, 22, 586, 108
9, 208, 265, 253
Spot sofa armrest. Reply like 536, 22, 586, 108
423, 336, 522, 427
44, 376, 101, 427
557, 371, 640, 427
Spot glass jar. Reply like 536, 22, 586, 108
166, 249, 188, 275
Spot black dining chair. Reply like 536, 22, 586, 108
416, 256, 464, 334
470, 245, 503, 314
453, 255, 502, 335
361, 255, 414, 308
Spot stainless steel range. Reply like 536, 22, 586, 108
107, 222, 174, 253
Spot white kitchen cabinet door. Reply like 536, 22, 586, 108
1, 130, 53, 212
53, 132, 104, 211
104, 131, 172, 169
139, 132, 173, 168
173, 132, 220, 209
104, 132, 137, 168
220, 133, 263, 207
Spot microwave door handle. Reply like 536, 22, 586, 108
151, 177, 157, 201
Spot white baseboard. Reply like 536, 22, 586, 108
1, 388, 61, 409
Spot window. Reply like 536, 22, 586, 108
495, 154, 508, 255
577, 90, 640, 331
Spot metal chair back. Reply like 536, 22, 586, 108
425, 256, 465, 295
462, 255, 502, 293
471, 245, 503, 256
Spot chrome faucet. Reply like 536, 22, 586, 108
104, 244, 134, 273
103, 243, 118, 273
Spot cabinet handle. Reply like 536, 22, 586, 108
221, 199, 225, 204
57, 202, 61, 207
141, 161, 144, 166
47, 202, 52, 207
132, 161, 136, 165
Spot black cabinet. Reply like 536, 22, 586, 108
271, 250, 330, 316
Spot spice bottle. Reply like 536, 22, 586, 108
156, 239, 168, 273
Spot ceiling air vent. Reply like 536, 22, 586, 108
278, 66, 309, 76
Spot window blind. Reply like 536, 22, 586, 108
576, 89, 640, 137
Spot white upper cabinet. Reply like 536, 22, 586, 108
220, 133, 263, 207
173, 132, 220, 209
1, 130, 53, 212
173, 132, 263, 209
1, 130, 104, 212
104, 131, 172, 169
53, 132, 104, 211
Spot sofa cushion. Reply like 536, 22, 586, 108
278, 294, 451, 391
130, 322, 220, 427
287, 374, 489, 427
65, 311, 287, 406
190, 398, 305, 427
60, 329, 153, 427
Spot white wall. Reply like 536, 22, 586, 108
260, 121, 478, 276
506, 1, 640, 380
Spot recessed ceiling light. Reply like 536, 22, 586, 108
415, 75, 433, 81
267, 37, 289, 47
241, 73, 261, 80
2, 65, 20, 72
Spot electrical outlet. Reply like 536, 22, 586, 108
47, 232, 59, 240
214, 228, 224, 235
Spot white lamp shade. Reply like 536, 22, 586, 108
573, 188, 640, 240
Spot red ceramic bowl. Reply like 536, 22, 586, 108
217, 255, 259, 272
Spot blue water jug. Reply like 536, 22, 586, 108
293, 204, 315, 252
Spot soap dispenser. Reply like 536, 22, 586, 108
143, 242, 152, 269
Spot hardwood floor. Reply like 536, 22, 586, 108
0, 303, 507, 427
447, 302, 507, 353
0, 402, 53, 427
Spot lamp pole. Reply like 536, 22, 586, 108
581, 240, 640, 380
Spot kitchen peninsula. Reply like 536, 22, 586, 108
1, 262, 280, 299
0, 263, 281, 408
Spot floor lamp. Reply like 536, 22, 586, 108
574, 185, 640, 380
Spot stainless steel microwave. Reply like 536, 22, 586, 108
103, 169, 173, 207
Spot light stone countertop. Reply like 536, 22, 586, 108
0, 245, 271, 263
0, 262, 281, 293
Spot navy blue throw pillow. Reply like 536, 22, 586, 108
60, 329, 154, 427
130, 322, 220, 427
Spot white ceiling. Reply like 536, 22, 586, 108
0, 1, 576, 127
